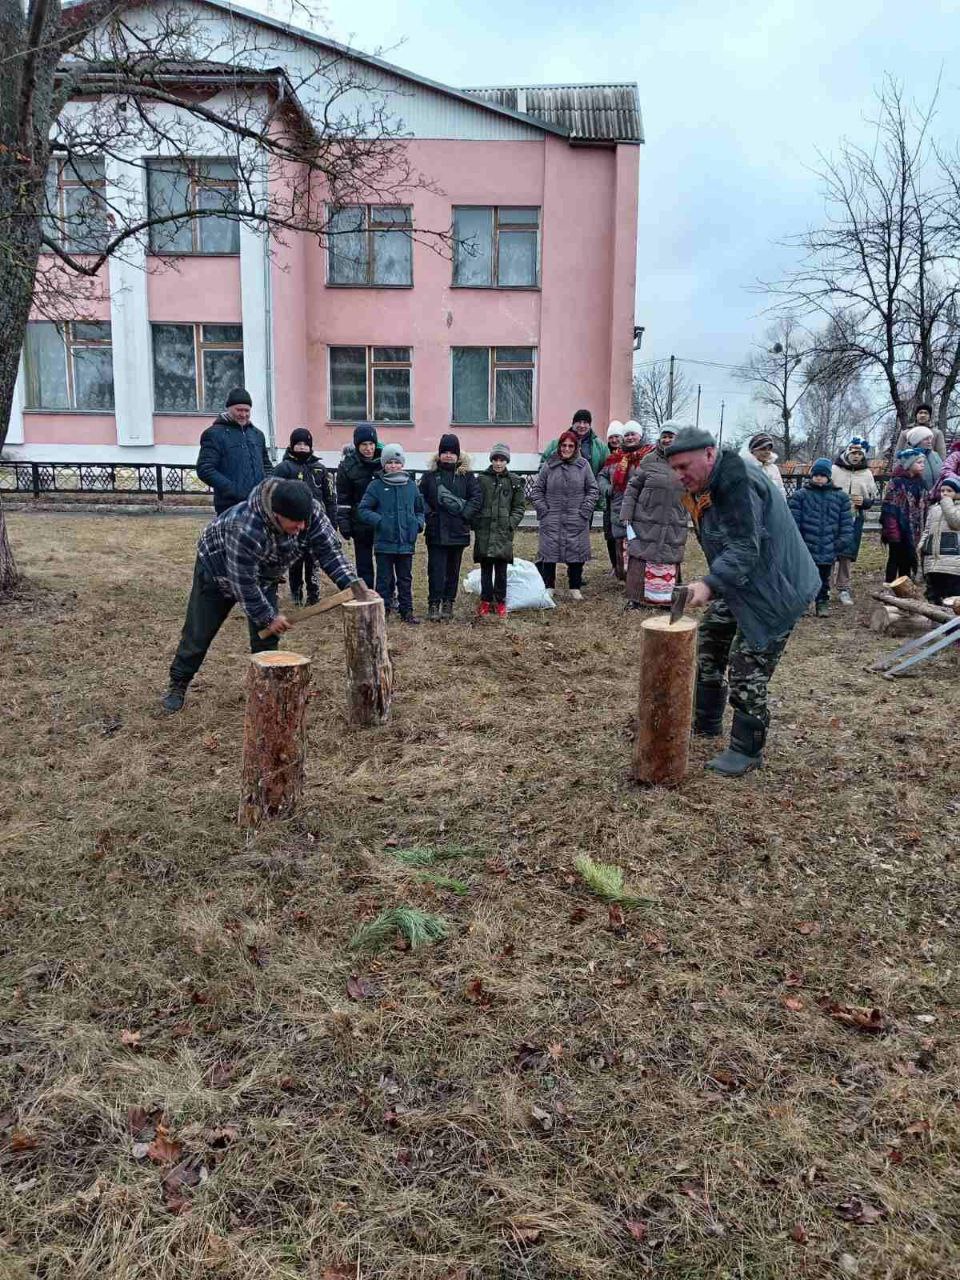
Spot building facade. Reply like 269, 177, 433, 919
5, 0, 642, 472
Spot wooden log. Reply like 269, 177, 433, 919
342, 598, 393, 726
870, 605, 930, 638
869, 590, 952, 623
632, 615, 698, 787
889, 575, 919, 599
238, 651, 311, 828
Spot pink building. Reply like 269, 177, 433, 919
6, 0, 642, 473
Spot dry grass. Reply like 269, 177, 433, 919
1, 510, 958, 1280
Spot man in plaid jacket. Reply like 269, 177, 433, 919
161, 478, 373, 713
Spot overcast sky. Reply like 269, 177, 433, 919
246, 0, 960, 437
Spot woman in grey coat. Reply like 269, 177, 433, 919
531, 431, 600, 600
620, 424, 688, 607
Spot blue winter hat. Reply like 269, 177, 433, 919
896, 447, 924, 463
353, 423, 378, 448
810, 457, 833, 478
942, 476, 960, 493
848, 436, 870, 450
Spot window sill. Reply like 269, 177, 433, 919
325, 283, 415, 290
147, 252, 241, 259
451, 423, 536, 429
154, 410, 220, 417
23, 408, 116, 416
450, 284, 541, 292
326, 421, 414, 428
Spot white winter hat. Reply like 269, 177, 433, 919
606, 420, 624, 441
906, 426, 934, 446
622, 419, 643, 435
658, 419, 683, 438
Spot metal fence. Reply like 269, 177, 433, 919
0, 459, 894, 505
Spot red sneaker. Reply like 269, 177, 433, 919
476, 601, 491, 618
495, 602, 507, 618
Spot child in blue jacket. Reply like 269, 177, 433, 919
357, 443, 425, 624
787, 457, 855, 617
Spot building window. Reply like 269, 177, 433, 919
42, 157, 110, 254
452, 347, 535, 424
152, 324, 244, 411
327, 206, 413, 286
23, 321, 114, 410
453, 207, 540, 287
329, 347, 412, 422
147, 159, 240, 254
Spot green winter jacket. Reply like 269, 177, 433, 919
473, 467, 526, 562
541, 431, 609, 477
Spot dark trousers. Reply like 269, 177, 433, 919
427, 544, 465, 603
885, 544, 917, 582
816, 563, 833, 603
354, 535, 376, 590
289, 550, 319, 603
170, 560, 278, 685
696, 599, 792, 728
375, 552, 414, 615
605, 535, 619, 571
538, 561, 584, 590
479, 557, 508, 603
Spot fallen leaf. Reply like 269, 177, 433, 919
131, 1141, 151, 1160
120, 1029, 142, 1048
790, 1222, 808, 1244
529, 1103, 553, 1133
886, 1147, 904, 1165
512, 1042, 546, 1072
161, 1157, 204, 1214
547, 1042, 563, 1060
823, 1003, 888, 1034
346, 975, 371, 1001
464, 978, 492, 1008
782, 996, 805, 1012
784, 971, 804, 987
608, 904, 626, 930
127, 1106, 160, 1139
642, 930, 669, 953
836, 1197, 886, 1225
796, 920, 821, 936
207, 1060, 233, 1089
508, 1221, 542, 1245
201, 733, 220, 752
320, 1267, 354, 1280
245, 943, 270, 968
205, 1125, 239, 1149
625, 1219, 648, 1242
8, 1130, 38, 1152
902, 1118, 930, 1137
569, 906, 589, 924
146, 1129, 183, 1165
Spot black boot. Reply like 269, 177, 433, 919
440, 600, 454, 621
161, 680, 189, 714
693, 682, 727, 736
706, 710, 766, 777
428, 602, 441, 622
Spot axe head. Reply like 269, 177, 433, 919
669, 584, 691, 625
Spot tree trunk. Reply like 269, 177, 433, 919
632, 615, 698, 786
342, 598, 392, 726
0, 500, 18, 595
869, 590, 953, 623
238, 651, 312, 828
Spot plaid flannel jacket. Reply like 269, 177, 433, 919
197, 480, 356, 628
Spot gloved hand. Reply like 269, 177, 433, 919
437, 486, 466, 515
626, 524, 637, 541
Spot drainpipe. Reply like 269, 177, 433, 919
261, 191, 276, 454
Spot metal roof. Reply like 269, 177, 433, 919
461, 84, 644, 144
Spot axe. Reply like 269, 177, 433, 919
257, 580, 370, 638
669, 584, 691, 625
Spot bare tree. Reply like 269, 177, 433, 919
0, 0, 443, 593
735, 316, 811, 460
798, 345, 873, 460
771, 77, 960, 454
632, 361, 692, 434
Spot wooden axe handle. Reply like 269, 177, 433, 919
257, 581, 367, 638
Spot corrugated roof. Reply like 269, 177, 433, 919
461, 84, 643, 144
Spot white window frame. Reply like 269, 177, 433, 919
450, 346, 537, 425
151, 323, 245, 413
327, 346, 414, 423
452, 206, 541, 288
43, 157, 110, 255
146, 158, 241, 256
325, 204, 414, 287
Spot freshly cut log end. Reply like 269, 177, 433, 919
888, 576, 919, 599
238, 650, 311, 828
342, 599, 393, 726
632, 615, 697, 787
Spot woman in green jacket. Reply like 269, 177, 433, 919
473, 443, 526, 617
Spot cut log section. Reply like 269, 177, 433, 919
632, 615, 697, 787
342, 599, 393, 726
238, 651, 311, 828
869, 590, 952, 624
888, 576, 919, 599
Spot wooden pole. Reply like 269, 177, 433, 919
632, 615, 698, 786
342, 598, 392, 726
238, 651, 311, 828
869, 590, 952, 624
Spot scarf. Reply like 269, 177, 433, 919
682, 490, 712, 529
383, 470, 410, 487
611, 443, 650, 493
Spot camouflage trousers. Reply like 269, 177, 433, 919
697, 599, 793, 726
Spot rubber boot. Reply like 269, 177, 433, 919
495, 602, 507, 618
693, 682, 727, 736
161, 680, 189, 714
476, 601, 491, 619
428, 602, 441, 622
706, 710, 766, 777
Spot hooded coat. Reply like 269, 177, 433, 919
272, 448, 337, 523
788, 480, 856, 564
196, 413, 272, 514
531, 453, 599, 564
336, 445, 383, 539
687, 450, 820, 648
619, 446, 688, 564
894, 425, 948, 458
418, 455, 482, 547
932, 438, 960, 497
739, 441, 786, 494
831, 449, 878, 561
473, 467, 526, 562
881, 468, 929, 550
920, 490, 960, 579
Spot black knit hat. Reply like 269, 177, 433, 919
914, 403, 933, 417
289, 427, 313, 449
353, 423, 378, 447
438, 432, 461, 457
225, 386, 252, 407
572, 408, 592, 425
271, 479, 313, 522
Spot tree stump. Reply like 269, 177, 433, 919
889, 575, 919, 599
632, 615, 698, 786
238, 651, 311, 828
342, 599, 392, 726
